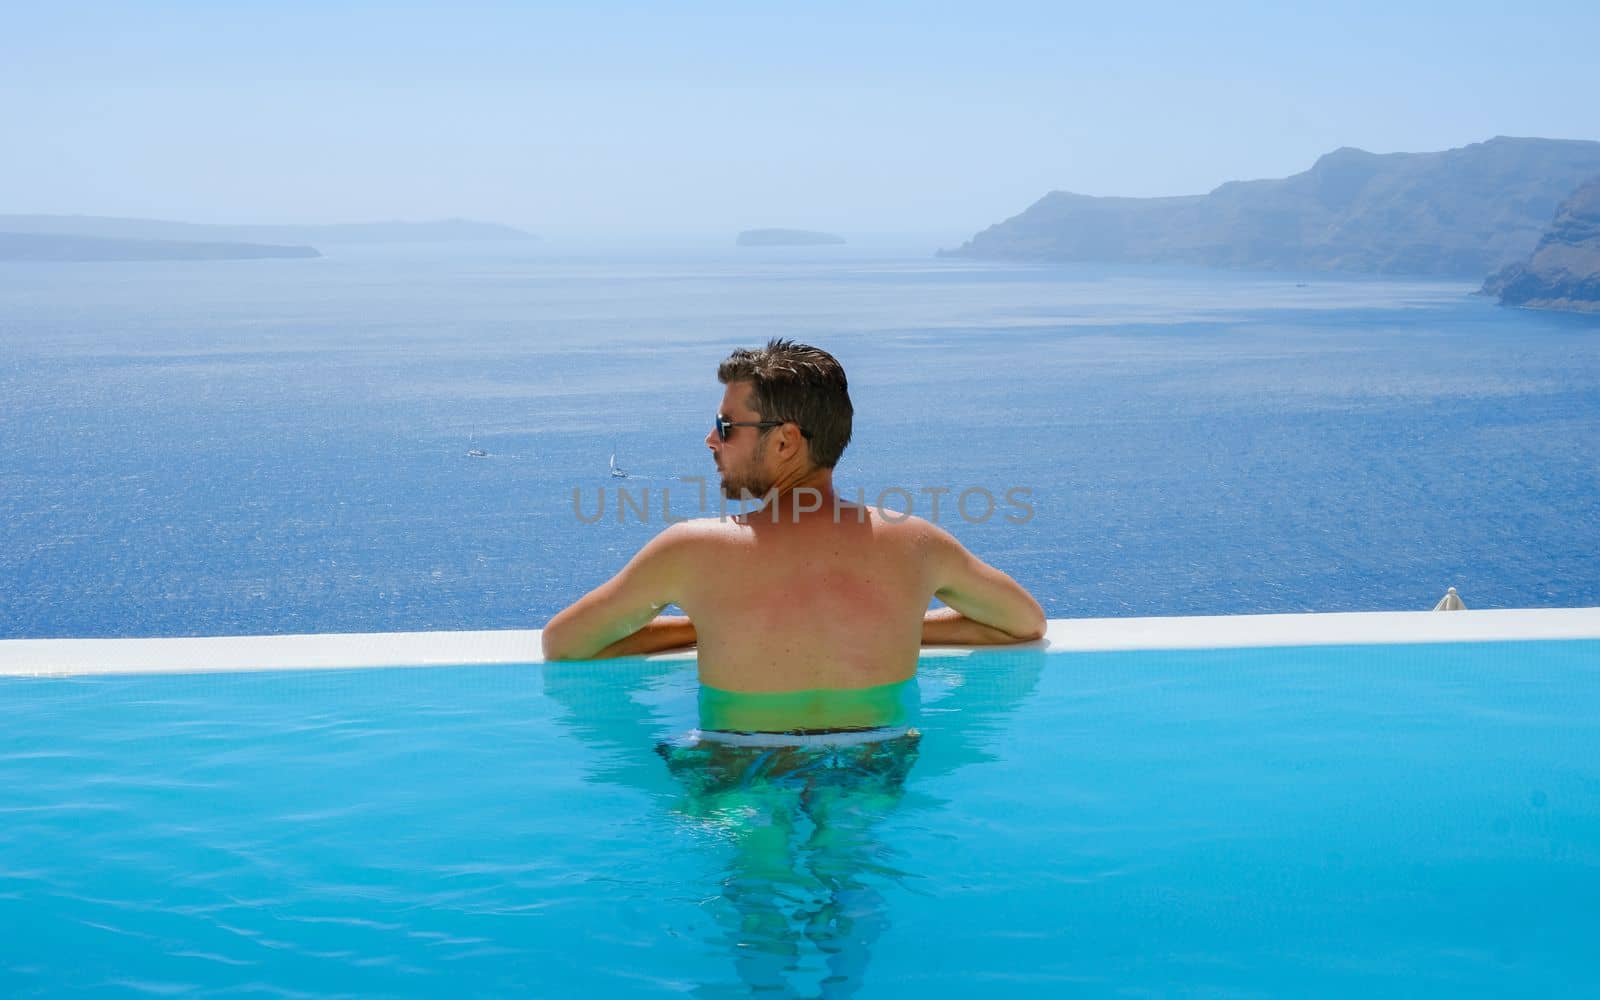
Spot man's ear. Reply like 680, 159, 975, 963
780, 424, 807, 458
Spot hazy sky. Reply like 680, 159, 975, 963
5, 1, 1599, 241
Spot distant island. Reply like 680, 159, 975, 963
737, 228, 846, 247
942, 136, 1600, 279
0, 231, 319, 262
1483, 176, 1600, 314
0, 215, 536, 246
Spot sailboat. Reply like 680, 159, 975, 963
609, 451, 628, 478
467, 430, 488, 459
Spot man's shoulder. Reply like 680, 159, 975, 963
871, 512, 972, 568
869, 509, 947, 542
628, 518, 737, 579
653, 516, 744, 545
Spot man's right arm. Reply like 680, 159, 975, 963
922, 523, 1047, 644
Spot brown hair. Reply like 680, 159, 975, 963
717, 338, 853, 468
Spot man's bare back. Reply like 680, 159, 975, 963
674, 502, 926, 691
541, 340, 1045, 715
647, 496, 1043, 692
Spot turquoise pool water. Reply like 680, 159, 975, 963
4, 640, 1598, 996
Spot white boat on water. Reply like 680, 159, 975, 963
609, 452, 628, 478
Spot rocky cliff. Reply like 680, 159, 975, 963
1483, 177, 1600, 313
943, 136, 1600, 278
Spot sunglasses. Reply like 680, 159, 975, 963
714, 413, 811, 441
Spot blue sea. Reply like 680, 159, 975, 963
2, 243, 1597, 638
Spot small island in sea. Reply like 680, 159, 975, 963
0, 215, 538, 261
0, 214, 536, 246
737, 228, 846, 247
0, 231, 319, 262
1483, 176, 1600, 314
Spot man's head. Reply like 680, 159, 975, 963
707, 338, 852, 499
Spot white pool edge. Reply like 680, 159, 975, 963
3, 607, 1598, 678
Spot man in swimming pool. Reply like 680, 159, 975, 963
540, 338, 1046, 701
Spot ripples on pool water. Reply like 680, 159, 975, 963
4, 641, 1598, 996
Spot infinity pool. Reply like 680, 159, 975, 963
3, 638, 1598, 996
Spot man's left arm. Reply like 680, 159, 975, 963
540, 524, 695, 661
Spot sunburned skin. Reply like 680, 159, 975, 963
542, 372, 1046, 726
666, 499, 932, 693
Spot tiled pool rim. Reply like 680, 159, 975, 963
3, 607, 1599, 678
